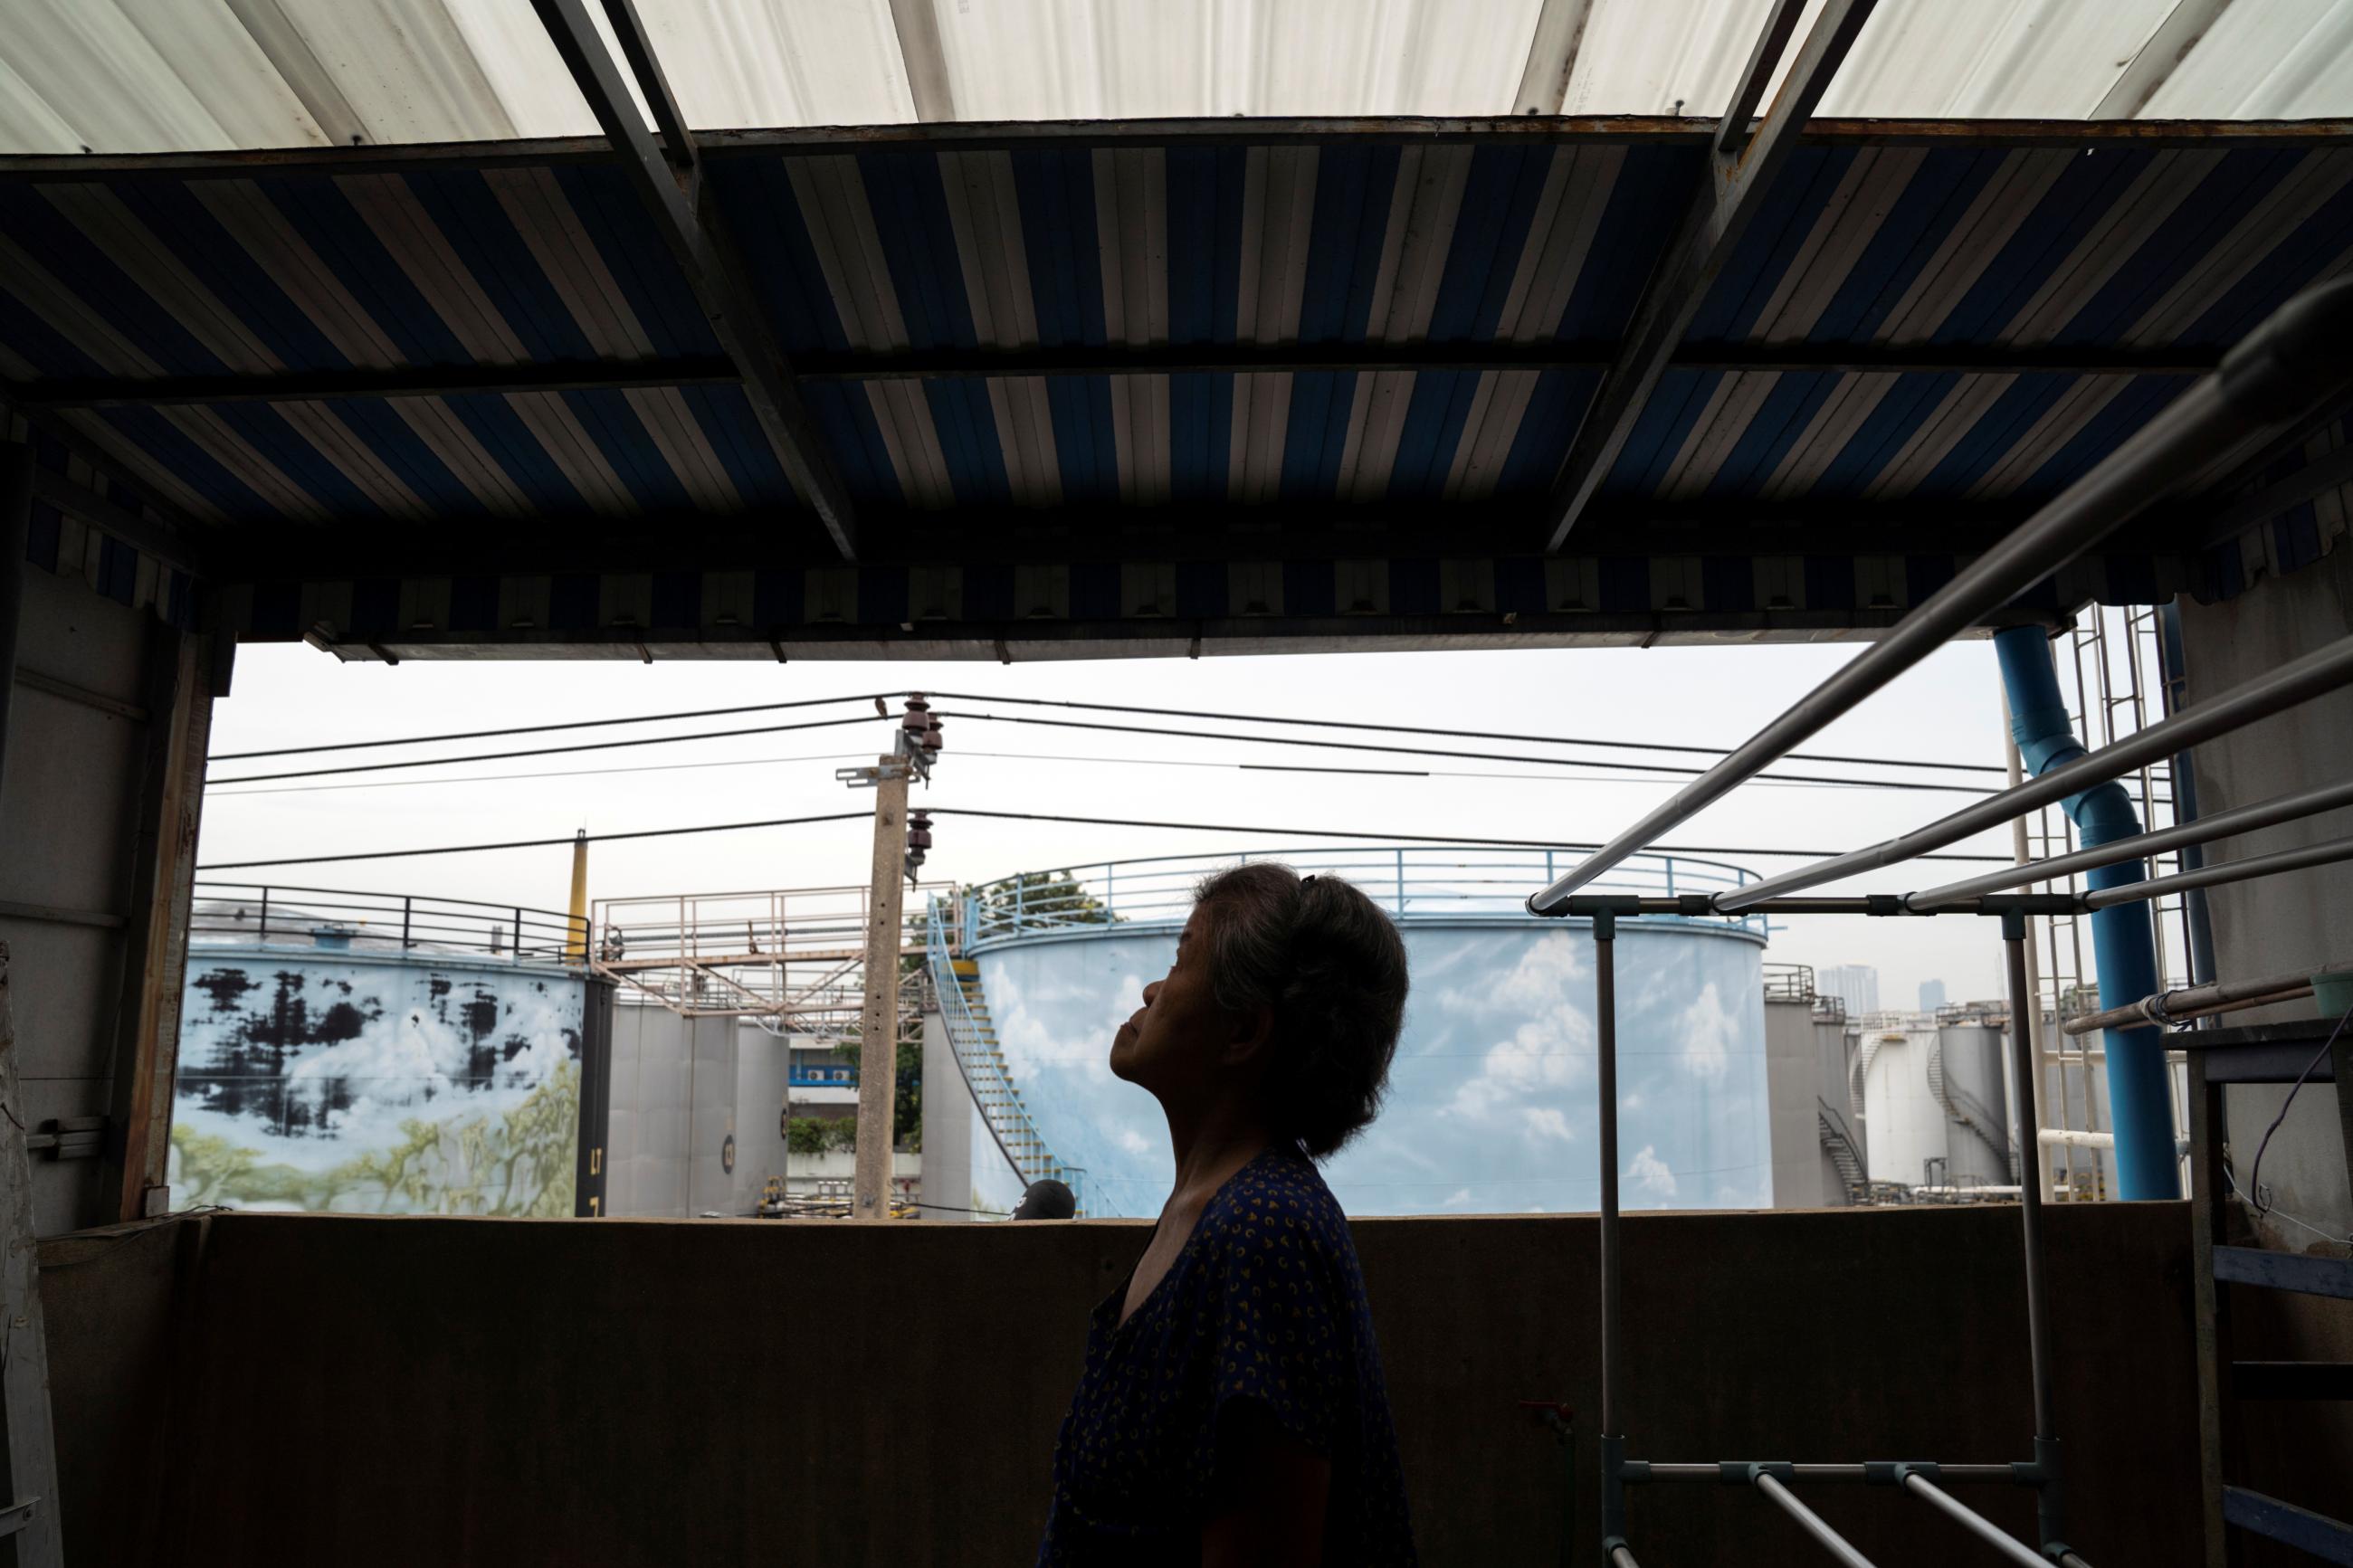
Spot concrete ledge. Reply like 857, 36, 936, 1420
43, 1202, 2196, 1566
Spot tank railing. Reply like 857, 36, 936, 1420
969, 847, 1767, 947
191, 881, 586, 963
1529, 274, 2353, 917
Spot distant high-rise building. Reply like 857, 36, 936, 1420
1820, 965, 1881, 1017
1919, 979, 1948, 1012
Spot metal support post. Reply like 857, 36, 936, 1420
853, 757, 910, 1219
2003, 910, 2073, 1562
0, 444, 29, 802
1593, 908, 1628, 1561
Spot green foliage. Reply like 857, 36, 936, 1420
974, 870, 1118, 935
826, 1117, 860, 1154
169, 1061, 581, 1216
786, 1116, 833, 1156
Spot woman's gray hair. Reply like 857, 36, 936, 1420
1190, 862, 1409, 1158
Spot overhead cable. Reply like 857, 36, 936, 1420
932, 709, 1995, 794
209, 689, 903, 760
205, 713, 882, 785
925, 689, 2004, 774
195, 806, 2014, 872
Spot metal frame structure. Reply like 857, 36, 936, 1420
1525, 271, 2353, 1566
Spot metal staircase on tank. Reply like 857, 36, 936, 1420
1926, 1036, 2023, 1183
924, 898, 1094, 1217
1815, 1098, 1869, 1203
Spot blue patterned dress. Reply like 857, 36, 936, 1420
1037, 1145, 1417, 1565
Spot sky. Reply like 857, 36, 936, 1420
195, 634, 2033, 1008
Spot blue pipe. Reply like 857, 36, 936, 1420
1994, 625, 2180, 1200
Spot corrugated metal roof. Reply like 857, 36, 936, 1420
6, 0, 2353, 156
5, 123, 2348, 545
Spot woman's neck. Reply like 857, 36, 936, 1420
1163, 1099, 1275, 1206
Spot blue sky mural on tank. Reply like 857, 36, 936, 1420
971, 916, 1768, 1219
170, 944, 586, 1215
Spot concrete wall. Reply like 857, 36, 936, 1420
39, 1202, 2199, 1568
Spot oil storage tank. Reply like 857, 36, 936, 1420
922, 848, 1771, 1218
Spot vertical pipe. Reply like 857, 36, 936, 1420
2003, 911, 2069, 1556
2000, 697, 2055, 1204
1594, 909, 1628, 1559
0, 444, 30, 807
566, 828, 590, 965
1994, 625, 2177, 1199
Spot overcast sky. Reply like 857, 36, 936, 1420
196, 635, 2031, 1007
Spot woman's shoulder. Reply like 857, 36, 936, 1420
1196, 1146, 1353, 1262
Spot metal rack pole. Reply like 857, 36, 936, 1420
1595, 908, 1629, 1562
2003, 910, 2072, 1559
1902, 1473, 2049, 1568
1719, 636, 2353, 911
1529, 274, 2353, 917
1753, 1472, 1881, 1568
2080, 833, 2353, 910
1906, 776, 2353, 908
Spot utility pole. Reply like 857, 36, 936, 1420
841, 697, 942, 1220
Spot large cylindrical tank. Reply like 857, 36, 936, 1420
1935, 1020, 2015, 1187
966, 912, 1768, 1218
1860, 1022, 1947, 1188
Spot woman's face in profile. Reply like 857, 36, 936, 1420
1109, 908, 1231, 1093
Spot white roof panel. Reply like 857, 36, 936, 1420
0, 0, 2348, 155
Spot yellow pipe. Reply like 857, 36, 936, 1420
566, 828, 589, 965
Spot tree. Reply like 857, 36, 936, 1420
971, 870, 1119, 937
786, 1116, 834, 1157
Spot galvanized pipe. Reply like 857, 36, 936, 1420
1753, 1473, 1881, 1568
2079, 832, 2353, 911
1634, 1463, 2018, 1483
1902, 1473, 2049, 1568
2061, 960, 2351, 1035
1715, 635, 2353, 912
1903, 776, 2353, 909
1596, 913, 1623, 1439
1529, 274, 2353, 917
2004, 918, 2060, 1446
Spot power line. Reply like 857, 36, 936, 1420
202, 744, 1891, 799
195, 804, 2013, 873
932, 710, 1995, 794
205, 713, 883, 785
204, 750, 874, 797
927, 689, 2005, 775
209, 689, 902, 761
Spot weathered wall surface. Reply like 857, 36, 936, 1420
1, 567, 173, 1233
43, 1202, 2196, 1567
171, 946, 586, 1216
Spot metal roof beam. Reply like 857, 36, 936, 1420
888, 0, 958, 121
1511, 0, 1597, 116
2094, 0, 2239, 119
13, 341, 2223, 411
1539, 0, 1881, 553
530, 0, 860, 560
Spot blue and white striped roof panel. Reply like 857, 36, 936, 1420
2, 123, 2349, 544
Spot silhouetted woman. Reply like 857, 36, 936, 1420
1037, 863, 1416, 1566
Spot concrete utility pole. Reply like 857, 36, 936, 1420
843, 696, 942, 1220
851, 757, 910, 1218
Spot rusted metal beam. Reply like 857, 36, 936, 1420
1541, 0, 1881, 552
530, 0, 859, 559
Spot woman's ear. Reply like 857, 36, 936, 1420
1221, 1004, 1277, 1067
